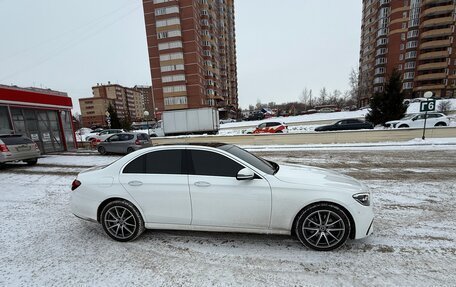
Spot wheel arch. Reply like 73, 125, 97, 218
290, 201, 356, 240
97, 197, 144, 223
435, 121, 447, 126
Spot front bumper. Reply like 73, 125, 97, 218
348, 201, 374, 239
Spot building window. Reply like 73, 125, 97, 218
404, 62, 415, 69
159, 52, 184, 61
163, 85, 186, 93
405, 51, 417, 59
155, 6, 179, 16
407, 30, 419, 39
156, 18, 180, 28
161, 64, 185, 72
403, 82, 413, 89
153, 0, 172, 3
164, 96, 187, 106
399, 54, 404, 61
162, 74, 186, 83
404, 72, 415, 79
406, 41, 418, 49
400, 44, 404, 50
158, 41, 183, 50
157, 30, 182, 39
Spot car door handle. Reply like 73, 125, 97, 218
194, 181, 211, 187
128, 180, 143, 186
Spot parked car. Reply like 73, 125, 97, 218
245, 111, 265, 121
85, 129, 125, 143
0, 134, 41, 166
71, 143, 374, 251
97, 133, 150, 155
314, 119, 374, 132
385, 113, 449, 128
219, 118, 236, 124
252, 122, 288, 134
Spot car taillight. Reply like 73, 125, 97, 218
0, 144, 9, 153
135, 139, 141, 145
71, 179, 81, 191
34, 143, 40, 151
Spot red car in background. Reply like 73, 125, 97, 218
252, 122, 289, 134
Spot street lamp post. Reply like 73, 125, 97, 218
143, 110, 150, 136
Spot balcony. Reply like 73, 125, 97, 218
418, 50, 449, 60
422, 0, 453, 5
421, 27, 453, 39
420, 39, 451, 50
415, 73, 447, 81
414, 84, 445, 91
422, 4, 454, 17
417, 62, 448, 71
421, 16, 454, 28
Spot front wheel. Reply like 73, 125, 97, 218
101, 200, 145, 242
398, 124, 409, 128
435, 122, 447, 127
98, 146, 106, 155
126, 147, 134, 154
295, 203, 351, 251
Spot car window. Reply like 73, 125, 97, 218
338, 120, 347, 125
136, 134, 148, 140
100, 131, 108, 135
119, 134, 134, 141
0, 135, 34, 145
348, 119, 360, 124
189, 150, 244, 177
266, 122, 280, 127
123, 150, 183, 174
258, 123, 266, 128
108, 135, 120, 142
219, 144, 275, 175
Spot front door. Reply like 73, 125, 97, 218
187, 149, 271, 229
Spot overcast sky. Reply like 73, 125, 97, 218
0, 0, 362, 113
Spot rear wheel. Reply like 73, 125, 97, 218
98, 146, 106, 155
101, 200, 144, 242
126, 147, 134, 154
435, 122, 447, 127
275, 130, 283, 133
25, 158, 38, 165
398, 124, 409, 128
295, 203, 351, 251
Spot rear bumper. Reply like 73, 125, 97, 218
0, 152, 41, 163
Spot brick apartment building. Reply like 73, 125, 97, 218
359, 0, 456, 106
79, 83, 146, 128
142, 0, 238, 118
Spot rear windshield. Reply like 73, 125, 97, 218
0, 135, 34, 145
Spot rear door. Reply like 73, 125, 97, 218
119, 149, 192, 225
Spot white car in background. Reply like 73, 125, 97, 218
85, 129, 125, 143
385, 113, 449, 128
71, 143, 374, 251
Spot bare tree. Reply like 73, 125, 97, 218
349, 68, 360, 104
300, 87, 313, 109
438, 100, 452, 115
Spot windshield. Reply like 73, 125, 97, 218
400, 114, 415, 120
219, 144, 277, 175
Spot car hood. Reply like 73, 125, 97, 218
273, 164, 364, 192
385, 120, 401, 124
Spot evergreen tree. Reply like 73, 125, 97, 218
366, 69, 407, 125
107, 103, 121, 128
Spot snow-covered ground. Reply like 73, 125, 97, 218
1, 145, 455, 286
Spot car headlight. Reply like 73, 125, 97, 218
353, 192, 370, 206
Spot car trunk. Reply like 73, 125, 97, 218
0, 135, 39, 158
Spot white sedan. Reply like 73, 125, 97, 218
71, 144, 374, 251
385, 112, 449, 128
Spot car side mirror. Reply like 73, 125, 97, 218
236, 167, 255, 180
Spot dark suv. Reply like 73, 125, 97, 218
0, 134, 41, 166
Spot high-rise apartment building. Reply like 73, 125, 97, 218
359, 0, 456, 106
142, 0, 238, 118
80, 83, 145, 127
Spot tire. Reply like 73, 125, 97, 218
25, 158, 38, 165
126, 147, 134, 154
398, 124, 409, 128
150, 134, 158, 138
435, 122, 447, 127
295, 203, 351, 251
101, 200, 145, 242
98, 146, 106, 155
275, 130, 284, 133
